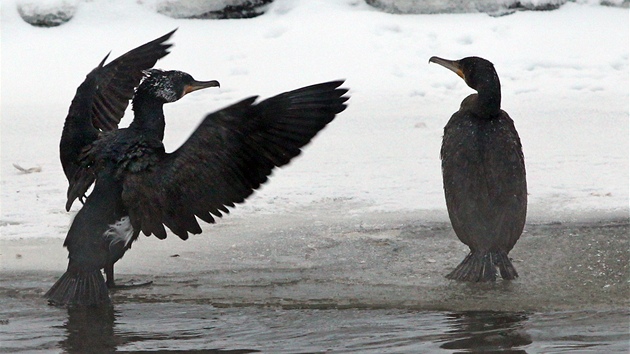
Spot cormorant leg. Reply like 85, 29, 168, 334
105, 263, 152, 289
105, 263, 116, 288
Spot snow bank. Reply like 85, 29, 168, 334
0, 0, 628, 239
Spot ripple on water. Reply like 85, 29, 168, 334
1, 295, 628, 353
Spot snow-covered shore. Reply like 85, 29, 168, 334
1, 0, 628, 240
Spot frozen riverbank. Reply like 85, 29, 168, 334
2, 210, 627, 312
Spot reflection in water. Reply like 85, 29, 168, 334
2, 296, 625, 352
59, 306, 118, 353
440, 311, 532, 353
57, 306, 259, 353
56, 306, 532, 353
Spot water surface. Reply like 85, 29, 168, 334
2, 217, 628, 352
2, 294, 628, 353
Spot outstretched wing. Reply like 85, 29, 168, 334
122, 81, 349, 240
60, 29, 175, 187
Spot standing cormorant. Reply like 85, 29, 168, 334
46, 30, 349, 307
429, 56, 527, 282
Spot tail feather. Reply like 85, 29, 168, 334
45, 269, 110, 307
446, 251, 518, 282
496, 251, 519, 280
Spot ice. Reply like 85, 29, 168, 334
0, 0, 628, 240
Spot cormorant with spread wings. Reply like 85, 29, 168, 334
46, 30, 349, 307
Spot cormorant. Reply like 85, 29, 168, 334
46, 30, 349, 306
429, 56, 527, 282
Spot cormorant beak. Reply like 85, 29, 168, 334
183, 80, 220, 96
429, 56, 465, 80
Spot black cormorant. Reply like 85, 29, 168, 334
46, 30, 349, 306
429, 56, 527, 282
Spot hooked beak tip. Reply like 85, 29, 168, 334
184, 80, 220, 95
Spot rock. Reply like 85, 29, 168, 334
16, 0, 78, 27
364, 0, 569, 14
153, 0, 274, 19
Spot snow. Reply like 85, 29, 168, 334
1, 0, 628, 240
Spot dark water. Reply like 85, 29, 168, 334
2, 294, 628, 353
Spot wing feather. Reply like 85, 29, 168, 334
123, 81, 349, 239
61, 29, 175, 209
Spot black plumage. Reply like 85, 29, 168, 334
60, 29, 176, 190
46, 30, 349, 307
429, 56, 527, 282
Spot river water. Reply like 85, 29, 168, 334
2, 293, 628, 353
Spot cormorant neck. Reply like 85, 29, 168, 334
471, 72, 502, 118
129, 94, 166, 141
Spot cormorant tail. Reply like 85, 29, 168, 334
45, 269, 110, 307
446, 251, 518, 282
495, 251, 519, 280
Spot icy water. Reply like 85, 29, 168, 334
1, 216, 629, 352
1, 295, 628, 353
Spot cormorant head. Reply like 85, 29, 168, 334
429, 56, 499, 92
137, 69, 220, 103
